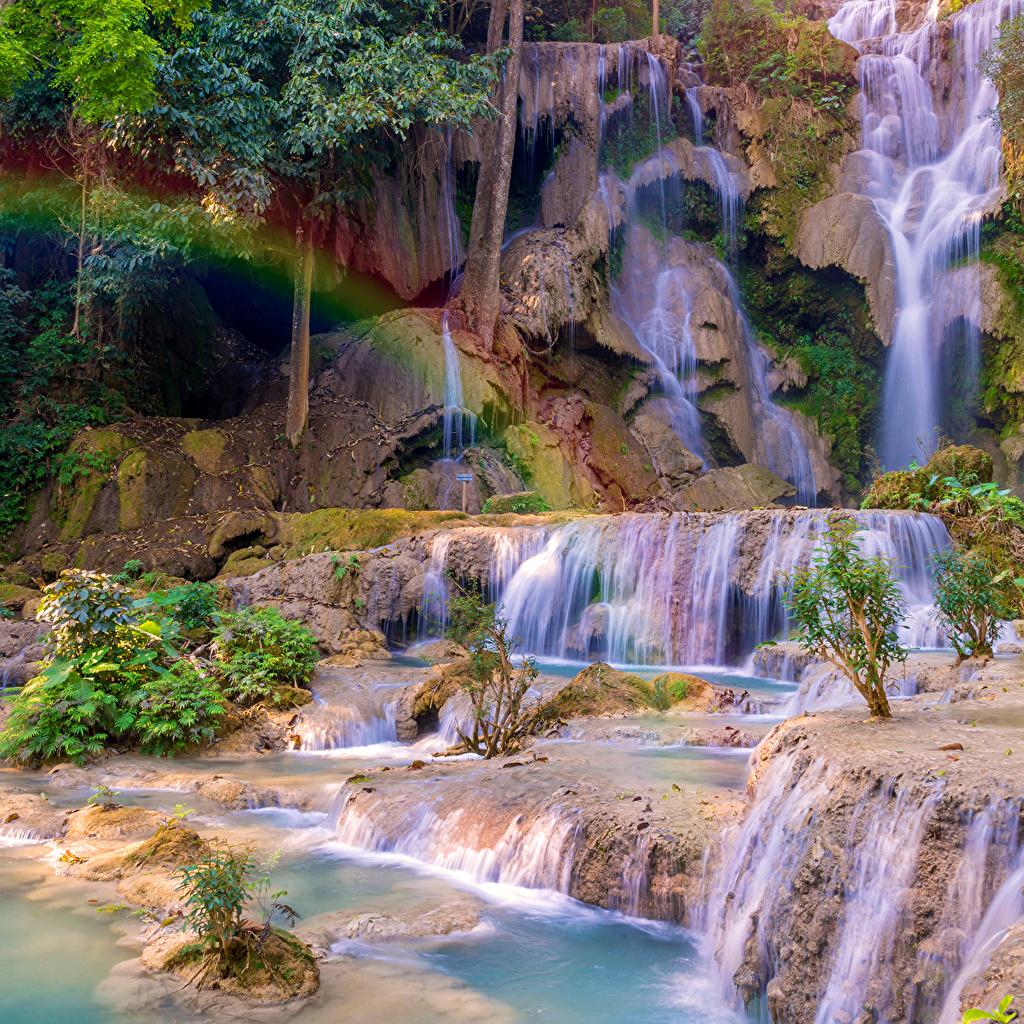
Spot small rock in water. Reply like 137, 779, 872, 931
938, 742, 964, 751
501, 761, 525, 769
407, 761, 427, 770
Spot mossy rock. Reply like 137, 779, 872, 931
275, 508, 469, 558
160, 926, 320, 1004
480, 491, 551, 515
649, 672, 719, 711
535, 662, 659, 725
863, 444, 994, 509
117, 448, 197, 531
51, 429, 131, 542
923, 444, 993, 485
0, 583, 40, 612
123, 821, 209, 870
503, 422, 590, 510
182, 429, 228, 475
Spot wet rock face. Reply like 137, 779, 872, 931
707, 685, 1024, 1024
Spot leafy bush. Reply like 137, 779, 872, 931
445, 583, 537, 757
176, 845, 301, 989
963, 995, 1018, 1022
111, 559, 144, 585
481, 491, 552, 515
135, 662, 225, 756
35, 569, 144, 657
212, 606, 319, 706
1, 570, 221, 763
593, 6, 629, 41
149, 581, 220, 632
785, 518, 907, 718
932, 548, 1012, 660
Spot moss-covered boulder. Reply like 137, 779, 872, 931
535, 662, 660, 724
863, 444, 994, 509
480, 491, 551, 515
51, 429, 131, 542
649, 672, 721, 712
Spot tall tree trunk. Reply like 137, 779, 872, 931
456, 0, 523, 347
72, 165, 88, 339
286, 218, 315, 447
652, 0, 659, 36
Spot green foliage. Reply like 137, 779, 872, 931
932, 548, 1013, 659
212, 606, 319, 707
983, 15, 1024, 215
786, 518, 908, 718
0, 569, 221, 764
176, 844, 298, 986
550, 18, 586, 41
445, 582, 538, 757
480, 491, 551, 515
593, 6, 630, 42
135, 661, 225, 755
87, 784, 120, 808
0, 0, 210, 122
0, 275, 125, 540
331, 553, 362, 580
36, 569, 146, 658
112, 559, 145, 585
963, 995, 1018, 1023
148, 581, 220, 631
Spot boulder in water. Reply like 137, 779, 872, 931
535, 662, 660, 723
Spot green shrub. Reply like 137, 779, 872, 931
111, 559, 144, 585
932, 548, 1012, 659
149, 581, 220, 632
175, 844, 301, 988
481, 491, 552, 515
786, 518, 907, 718
593, 6, 629, 41
135, 662, 225, 755
0, 570, 221, 764
963, 995, 1018, 1022
213, 606, 319, 706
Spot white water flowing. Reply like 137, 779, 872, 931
297, 697, 400, 751
405, 510, 951, 666
829, 0, 1022, 468
440, 311, 475, 460
685, 87, 743, 259
330, 792, 581, 892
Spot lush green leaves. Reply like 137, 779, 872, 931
212, 605, 319, 706
932, 548, 1012, 659
785, 518, 908, 718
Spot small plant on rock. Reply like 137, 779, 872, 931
174, 845, 312, 994
963, 995, 1018, 1022
445, 583, 538, 757
932, 548, 1012, 660
785, 518, 908, 719
213, 606, 319, 707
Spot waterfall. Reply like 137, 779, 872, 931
441, 311, 475, 460
330, 790, 581, 892
685, 87, 743, 260
612, 225, 710, 461
719, 267, 819, 505
703, 744, 1024, 1022
402, 509, 951, 667
439, 128, 463, 295
296, 700, 400, 751
829, 0, 1023, 468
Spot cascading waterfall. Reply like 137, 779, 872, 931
330, 790, 581, 892
829, 0, 1023, 468
441, 312, 475, 460
605, 52, 818, 498
403, 509, 951, 666
703, 746, 1024, 1022
685, 87, 742, 259
296, 696, 400, 751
